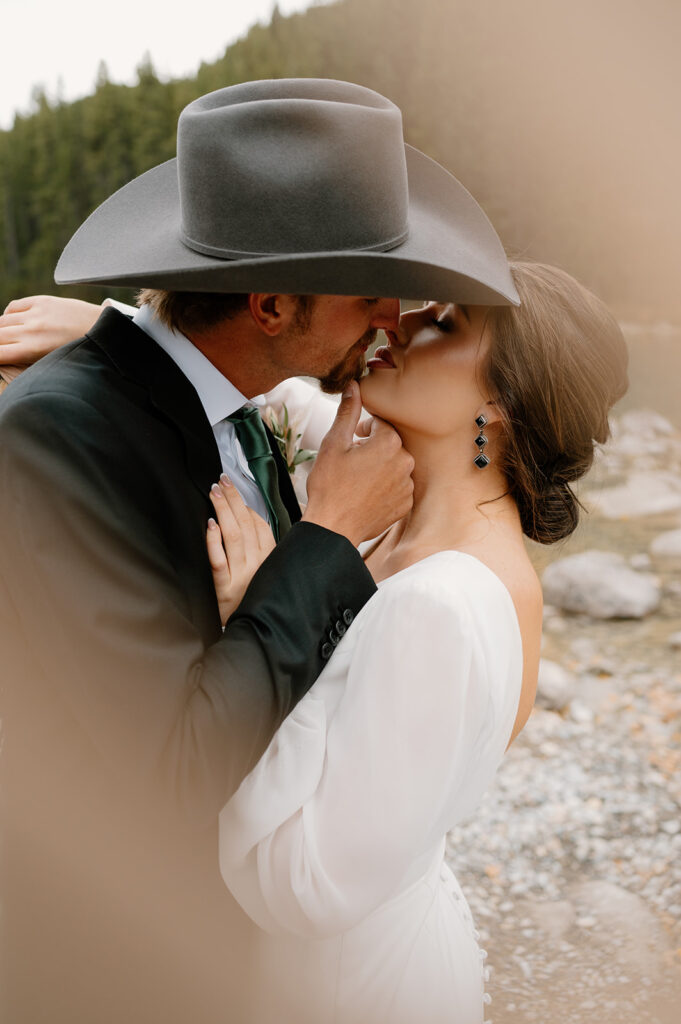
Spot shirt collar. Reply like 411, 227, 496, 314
132, 304, 264, 426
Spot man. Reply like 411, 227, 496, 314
0, 79, 518, 1023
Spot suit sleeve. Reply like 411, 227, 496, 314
0, 390, 376, 827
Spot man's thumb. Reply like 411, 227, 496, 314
328, 380, 362, 445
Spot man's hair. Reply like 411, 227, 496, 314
136, 289, 249, 334
136, 289, 315, 335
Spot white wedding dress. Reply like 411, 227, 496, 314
219, 537, 522, 1023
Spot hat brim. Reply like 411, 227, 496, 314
55, 145, 519, 306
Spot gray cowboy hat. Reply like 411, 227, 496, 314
55, 78, 519, 306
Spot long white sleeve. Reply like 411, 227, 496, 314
262, 378, 339, 452
219, 554, 521, 940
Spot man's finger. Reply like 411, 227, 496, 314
353, 415, 374, 440
360, 415, 403, 457
323, 379, 362, 449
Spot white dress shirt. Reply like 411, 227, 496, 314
109, 301, 270, 523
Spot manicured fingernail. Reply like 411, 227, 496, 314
207, 517, 218, 530
211, 483, 222, 496
220, 473, 233, 487
342, 384, 354, 399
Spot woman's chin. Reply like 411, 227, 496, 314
358, 372, 389, 417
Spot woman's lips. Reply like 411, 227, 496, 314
366, 346, 396, 369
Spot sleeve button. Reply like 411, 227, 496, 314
342, 608, 354, 626
320, 641, 334, 660
335, 619, 347, 637
328, 629, 339, 646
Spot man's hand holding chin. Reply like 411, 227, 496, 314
302, 380, 414, 547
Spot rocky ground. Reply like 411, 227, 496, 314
445, 409, 681, 1024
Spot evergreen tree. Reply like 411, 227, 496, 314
0, 0, 677, 320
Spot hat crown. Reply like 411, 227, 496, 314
177, 79, 410, 260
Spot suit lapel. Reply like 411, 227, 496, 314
89, 309, 222, 506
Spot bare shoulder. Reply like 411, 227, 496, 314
462, 538, 542, 619
461, 539, 542, 743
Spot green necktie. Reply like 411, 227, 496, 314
227, 405, 292, 542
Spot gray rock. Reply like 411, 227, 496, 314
585, 471, 681, 518
629, 552, 652, 571
650, 527, 681, 559
542, 550, 661, 619
569, 700, 595, 725
536, 659, 573, 710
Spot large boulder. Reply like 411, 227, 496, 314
585, 470, 681, 518
542, 550, 661, 619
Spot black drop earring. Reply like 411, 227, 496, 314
473, 414, 490, 468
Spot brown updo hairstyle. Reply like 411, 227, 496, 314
484, 262, 628, 544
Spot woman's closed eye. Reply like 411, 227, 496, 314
422, 301, 457, 333
431, 312, 456, 333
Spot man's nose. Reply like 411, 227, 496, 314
371, 297, 400, 331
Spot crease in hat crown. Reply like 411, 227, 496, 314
177, 79, 411, 260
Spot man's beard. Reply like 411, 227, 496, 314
318, 329, 377, 394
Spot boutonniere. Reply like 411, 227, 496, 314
263, 403, 317, 476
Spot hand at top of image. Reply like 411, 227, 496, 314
0, 295, 104, 368
302, 380, 414, 547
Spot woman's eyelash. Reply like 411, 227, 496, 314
432, 315, 455, 332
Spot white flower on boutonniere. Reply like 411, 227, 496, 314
262, 403, 317, 508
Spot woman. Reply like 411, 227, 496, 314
0, 263, 628, 1022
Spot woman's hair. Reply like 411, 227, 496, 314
485, 261, 629, 544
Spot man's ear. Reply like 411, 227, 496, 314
248, 294, 297, 336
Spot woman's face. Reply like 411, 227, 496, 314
359, 301, 492, 436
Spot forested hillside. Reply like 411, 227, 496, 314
0, 0, 677, 319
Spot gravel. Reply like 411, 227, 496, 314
443, 410, 681, 1023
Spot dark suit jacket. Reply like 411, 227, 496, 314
0, 309, 376, 1023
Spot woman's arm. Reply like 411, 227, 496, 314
0, 296, 105, 369
218, 575, 493, 939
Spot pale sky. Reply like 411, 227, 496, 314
0, 0, 321, 130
